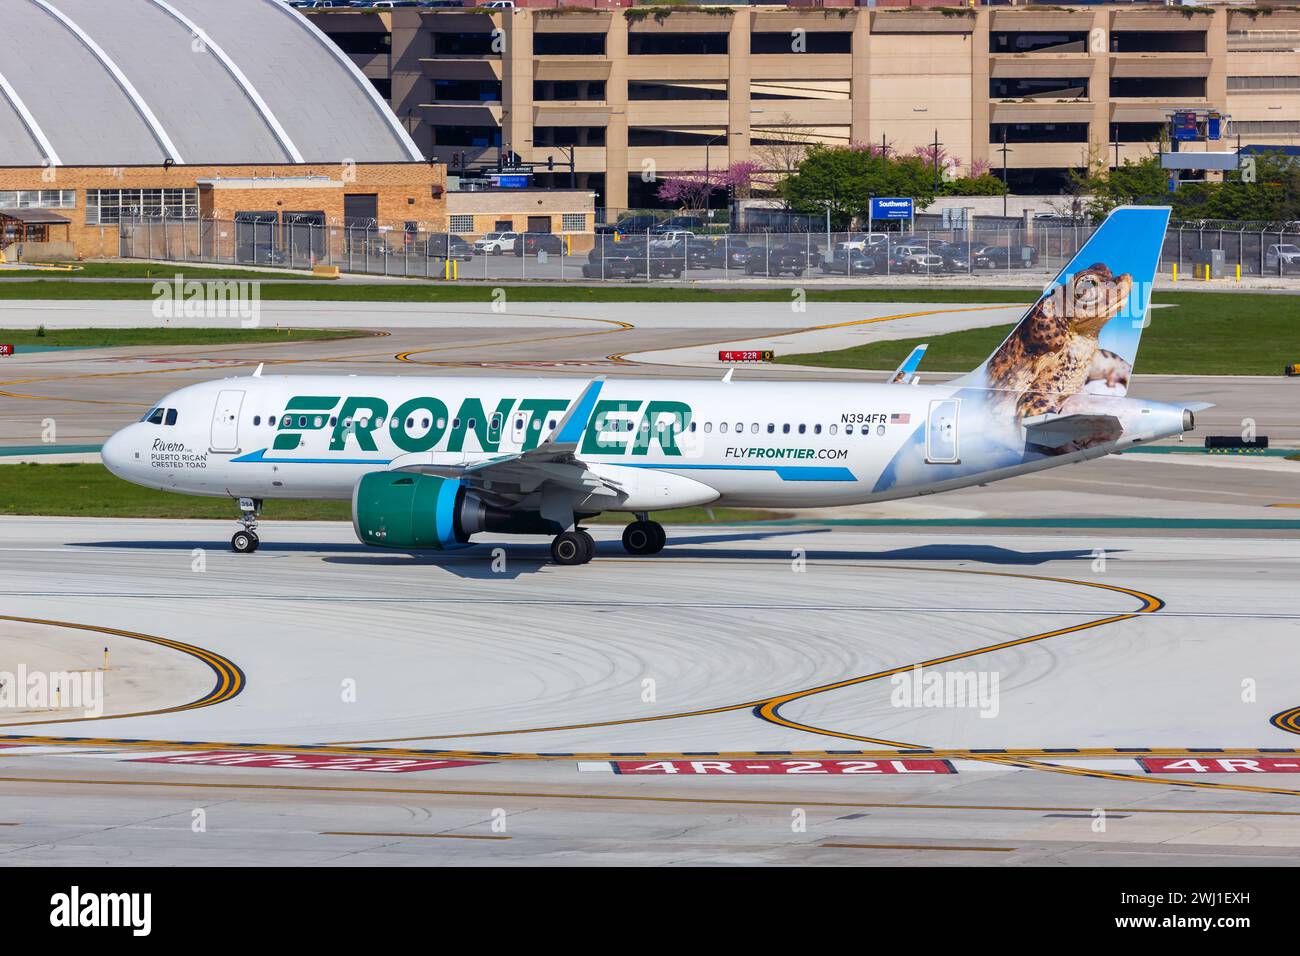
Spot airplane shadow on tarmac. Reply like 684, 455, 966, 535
75, 531, 1120, 581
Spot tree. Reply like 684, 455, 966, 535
656, 170, 722, 212
777, 145, 938, 228
752, 113, 818, 180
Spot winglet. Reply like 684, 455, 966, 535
549, 377, 606, 446
889, 344, 927, 384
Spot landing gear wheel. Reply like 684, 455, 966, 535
231, 530, 259, 554
551, 530, 593, 566
622, 520, 665, 555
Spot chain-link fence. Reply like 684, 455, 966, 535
117, 213, 1300, 282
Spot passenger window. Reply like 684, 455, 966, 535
689, 422, 697, 432
165, 408, 177, 426
720, 422, 728, 434
548, 419, 557, 430
735, 422, 743, 432
436, 418, 446, 429
829, 424, 837, 435
453, 418, 462, 429
767, 423, 774, 434
298, 416, 308, 428
782, 424, 790, 434
531, 419, 540, 431
814, 424, 822, 435
467, 418, 476, 430
330, 416, 337, 427
268, 416, 277, 427
750, 423, 759, 434
314, 416, 323, 428
798, 424, 806, 434
845, 424, 854, 434
253, 415, 261, 426
421, 417, 430, 428
490, 415, 501, 430
515, 417, 525, 429
146, 408, 165, 425
704, 422, 712, 433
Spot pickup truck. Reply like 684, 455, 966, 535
1263, 244, 1300, 273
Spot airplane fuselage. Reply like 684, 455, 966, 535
102, 373, 1192, 514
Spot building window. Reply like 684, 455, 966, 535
628, 33, 727, 56
449, 215, 474, 232
329, 32, 392, 55
0, 189, 75, 209
561, 213, 586, 231
86, 188, 197, 225
1232, 120, 1300, 135
534, 32, 605, 56
750, 31, 850, 55
1228, 76, 1300, 92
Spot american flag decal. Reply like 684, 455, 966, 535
890, 412, 911, 424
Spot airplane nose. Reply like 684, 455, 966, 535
101, 426, 135, 479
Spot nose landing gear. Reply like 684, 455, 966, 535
231, 497, 262, 554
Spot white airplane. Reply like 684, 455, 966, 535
102, 206, 1206, 565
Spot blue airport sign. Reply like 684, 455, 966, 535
870, 197, 913, 220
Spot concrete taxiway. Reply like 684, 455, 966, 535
0, 294, 1297, 865
1, 518, 1299, 865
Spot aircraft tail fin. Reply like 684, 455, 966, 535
955, 205, 1170, 416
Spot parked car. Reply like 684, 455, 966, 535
837, 234, 888, 253
742, 245, 807, 277
594, 215, 658, 236
238, 244, 287, 265
821, 249, 880, 276
1264, 243, 1300, 273
652, 216, 707, 233
975, 244, 1040, 269
474, 231, 518, 255
425, 233, 473, 260
899, 252, 947, 274
650, 230, 697, 247
513, 233, 564, 257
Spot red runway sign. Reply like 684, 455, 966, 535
611, 759, 955, 775
1140, 757, 1300, 774
0, 344, 13, 357
718, 350, 774, 363
129, 751, 487, 774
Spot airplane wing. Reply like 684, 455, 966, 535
889, 344, 927, 384
387, 377, 620, 507
1021, 412, 1123, 450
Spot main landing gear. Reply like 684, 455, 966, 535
551, 528, 595, 566
231, 497, 262, 554
621, 518, 665, 556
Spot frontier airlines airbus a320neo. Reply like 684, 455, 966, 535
103, 206, 1207, 565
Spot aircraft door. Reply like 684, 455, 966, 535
210, 389, 245, 453
925, 399, 960, 464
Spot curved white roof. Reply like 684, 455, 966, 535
0, 0, 421, 166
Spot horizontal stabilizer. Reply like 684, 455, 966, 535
889, 344, 927, 384
1022, 412, 1123, 449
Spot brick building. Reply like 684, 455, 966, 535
0, 0, 441, 260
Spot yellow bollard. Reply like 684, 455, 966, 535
1236, 264, 1241, 283
103, 646, 109, 671
1172, 263, 1178, 282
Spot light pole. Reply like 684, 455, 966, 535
997, 127, 1012, 218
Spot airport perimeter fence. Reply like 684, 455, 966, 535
117, 214, 1300, 284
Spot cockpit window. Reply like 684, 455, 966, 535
164, 408, 177, 426
145, 407, 165, 425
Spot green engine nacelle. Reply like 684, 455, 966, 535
352, 471, 479, 550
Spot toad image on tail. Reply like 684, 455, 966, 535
954, 205, 1168, 426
